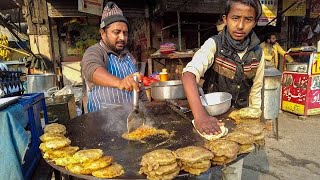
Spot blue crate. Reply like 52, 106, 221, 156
17, 93, 48, 180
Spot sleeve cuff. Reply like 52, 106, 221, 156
182, 66, 201, 83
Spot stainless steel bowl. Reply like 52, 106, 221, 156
200, 92, 232, 116
151, 80, 186, 100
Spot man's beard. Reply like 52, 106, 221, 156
105, 38, 126, 53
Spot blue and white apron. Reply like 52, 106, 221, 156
87, 53, 136, 112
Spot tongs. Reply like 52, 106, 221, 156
126, 75, 145, 132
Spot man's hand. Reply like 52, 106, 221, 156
117, 72, 142, 92
194, 115, 224, 135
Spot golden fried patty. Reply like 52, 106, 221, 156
236, 122, 265, 136
40, 133, 65, 142
91, 163, 124, 178
238, 144, 255, 154
73, 149, 103, 163
145, 167, 180, 180
66, 163, 92, 175
226, 131, 255, 145
43, 146, 79, 159
44, 123, 66, 135
180, 160, 211, 169
39, 137, 71, 151
53, 155, 79, 166
239, 107, 262, 119
181, 161, 211, 176
212, 155, 237, 165
141, 149, 177, 171
82, 156, 113, 171
140, 162, 178, 176
204, 139, 239, 158
175, 146, 213, 163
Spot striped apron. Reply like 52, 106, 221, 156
87, 53, 137, 112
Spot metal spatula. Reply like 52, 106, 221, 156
127, 76, 145, 132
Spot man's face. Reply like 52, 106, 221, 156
100, 22, 128, 53
269, 35, 277, 45
223, 2, 257, 42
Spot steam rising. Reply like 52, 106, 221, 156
100, 102, 155, 135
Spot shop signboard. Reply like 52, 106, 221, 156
311, 53, 320, 75
78, 0, 103, 16
307, 75, 320, 115
283, 0, 306, 17
258, 0, 278, 26
281, 72, 308, 115
310, 0, 320, 18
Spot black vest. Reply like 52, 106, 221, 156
203, 32, 262, 108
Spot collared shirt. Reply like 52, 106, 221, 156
183, 38, 265, 109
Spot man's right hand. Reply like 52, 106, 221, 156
117, 72, 141, 92
194, 115, 224, 135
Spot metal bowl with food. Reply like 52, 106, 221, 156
200, 92, 232, 116
151, 80, 186, 100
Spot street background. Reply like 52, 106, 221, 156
243, 111, 320, 180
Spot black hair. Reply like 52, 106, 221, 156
264, 33, 277, 42
225, 0, 262, 21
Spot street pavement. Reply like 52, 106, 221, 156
242, 111, 320, 180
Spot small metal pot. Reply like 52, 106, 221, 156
27, 74, 57, 93
151, 80, 186, 100
286, 63, 308, 73
200, 92, 232, 116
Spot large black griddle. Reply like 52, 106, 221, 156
46, 101, 245, 179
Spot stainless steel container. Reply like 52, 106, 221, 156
151, 80, 186, 100
263, 67, 282, 120
200, 92, 232, 116
27, 74, 57, 94
286, 63, 308, 73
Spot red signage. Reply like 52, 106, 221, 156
282, 73, 308, 105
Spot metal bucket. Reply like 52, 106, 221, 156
27, 74, 57, 94
263, 68, 281, 120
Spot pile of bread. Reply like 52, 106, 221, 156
191, 107, 266, 166
228, 107, 266, 148
39, 123, 124, 178
204, 121, 265, 166
139, 149, 180, 180
139, 146, 213, 180
175, 146, 213, 176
